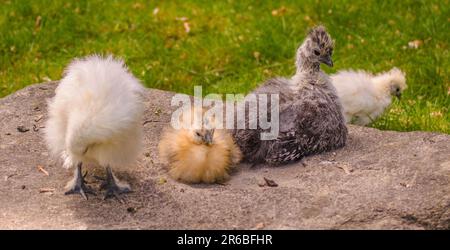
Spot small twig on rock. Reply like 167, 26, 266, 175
333, 164, 353, 174
253, 222, 265, 230
39, 188, 55, 193
37, 165, 49, 176
4, 174, 16, 181
34, 115, 43, 122
143, 120, 161, 125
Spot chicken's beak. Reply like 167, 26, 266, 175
204, 133, 213, 146
320, 55, 333, 67
395, 92, 402, 100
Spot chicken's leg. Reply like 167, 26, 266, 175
64, 162, 96, 200
100, 166, 131, 202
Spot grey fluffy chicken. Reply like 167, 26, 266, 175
233, 26, 347, 165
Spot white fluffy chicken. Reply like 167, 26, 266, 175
159, 107, 242, 184
331, 67, 407, 125
45, 55, 145, 201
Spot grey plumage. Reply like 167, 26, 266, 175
232, 25, 347, 165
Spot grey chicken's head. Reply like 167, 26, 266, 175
192, 128, 215, 146
296, 25, 335, 68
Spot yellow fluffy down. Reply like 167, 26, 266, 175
158, 128, 242, 184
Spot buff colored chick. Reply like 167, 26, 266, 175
159, 108, 242, 183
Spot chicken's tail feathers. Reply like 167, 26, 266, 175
64, 114, 101, 157
63, 54, 126, 76
263, 138, 305, 165
63, 54, 145, 96
65, 109, 138, 155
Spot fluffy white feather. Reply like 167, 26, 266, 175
331, 67, 407, 125
45, 55, 145, 170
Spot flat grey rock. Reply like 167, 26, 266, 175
0, 82, 449, 229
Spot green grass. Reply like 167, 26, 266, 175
0, 0, 448, 133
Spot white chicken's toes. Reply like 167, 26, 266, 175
100, 166, 131, 203
64, 162, 96, 200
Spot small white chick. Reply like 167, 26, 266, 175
45, 55, 145, 201
331, 67, 407, 125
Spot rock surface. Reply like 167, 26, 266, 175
0, 82, 449, 229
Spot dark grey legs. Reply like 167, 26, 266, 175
64, 162, 96, 200
100, 166, 131, 202
65, 164, 131, 202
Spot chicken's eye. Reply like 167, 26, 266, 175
313, 50, 320, 56
195, 132, 201, 137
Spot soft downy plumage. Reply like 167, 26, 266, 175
45, 55, 145, 201
232, 25, 347, 165
159, 106, 242, 183
331, 67, 407, 125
